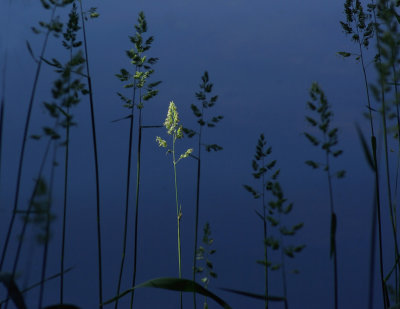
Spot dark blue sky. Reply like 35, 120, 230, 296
0, 0, 397, 308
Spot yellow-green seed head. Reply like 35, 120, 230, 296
179, 148, 193, 160
156, 136, 167, 148
176, 125, 183, 139
164, 101, 179, 135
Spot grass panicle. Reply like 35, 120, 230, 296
243, 133, 278, 309
156, 101, 193, 309
114, 10, 160, 309
194, 222, 217, 309
183, 71, 222, 309
305, 82, 345, 309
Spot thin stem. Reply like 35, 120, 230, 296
78, 1, 103, 307
130, 108, 143, 309
192, 123, 203, 309
368, 184, 378, 309
39, 137, 59, 309
60, 44, 73, 305
0, 50, 7, 189
352, 7, 386, 308
326, 152, 338, 309
115, 112, 134, 309
116, 72, 137, 309
371, 2, 390, 306
279, 213, 288, 309
60, 112, 69, 303
390, 53, 399, 303
0, 5, 57, 273
372, 134, 390, 308
3, 132, 54, 309
117, 56, 139, 307
173, 135, 183, 309
262, 158, 268, 309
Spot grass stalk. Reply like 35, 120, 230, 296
186, 72, 222, 308
114, 13, 160, 307
60, 107, 70, 304
130, 108, 142, 309
173, 132, 183, 308
156, 101, 193, 309
38, 139, 59, 309
0, 50, 6, 190
279, 220, 288, 309
305, 83, 346, 309
262, 158, 268, 309
368, 184, 378, 309
340, 1, 389, 305
326, 153, 338, 309
78, 1, 103, 307
371, 2, 399, 305
244, 134, 276, 307
115, 71, 137, 309
192, 123, 202, 309
0, 4, 57, 273
3, 129, 54, 309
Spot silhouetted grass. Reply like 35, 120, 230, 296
1, 1, 400, 309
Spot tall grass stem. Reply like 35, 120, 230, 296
78, 1, 103, 307
0, 5, 57, 273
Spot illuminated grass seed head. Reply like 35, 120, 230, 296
156, 101, 193, 160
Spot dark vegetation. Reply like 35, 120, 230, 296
0, 0, 400, 308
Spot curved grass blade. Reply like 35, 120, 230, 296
220, 287, 286, 302
355, 123, 375, 171
0, 273, 26, 309
0, 266, 73, 305
104, 277, 231, 309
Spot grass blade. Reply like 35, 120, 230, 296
220, 287, 285, 302
104, 277, 231, 309
0, 273, 26, 309
355, 123, 375, 171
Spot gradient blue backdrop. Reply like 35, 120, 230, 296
0, 0, 396, 308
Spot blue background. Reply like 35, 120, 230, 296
0, 0, 397, 308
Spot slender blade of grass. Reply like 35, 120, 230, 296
0, 273, 27, 309
105, 277, 231, 309
220, 287, 285, 302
